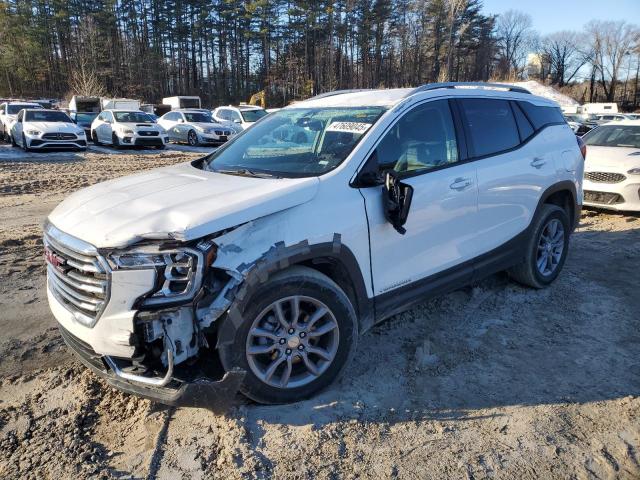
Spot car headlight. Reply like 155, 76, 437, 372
108, 242, 216, 306
26, 130, 42, 136
628, 168, 640, 175
118, 126, 134, 135
76, 130, 86, 136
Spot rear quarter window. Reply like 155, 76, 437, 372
518, 102, 565, 130
459, 98, 520, 157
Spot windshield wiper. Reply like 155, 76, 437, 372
214, 168, 282, 179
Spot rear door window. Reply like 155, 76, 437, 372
459, 98, 520, 157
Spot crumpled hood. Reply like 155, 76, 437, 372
27, 122, 78, 133
48, 162, 320, 248
585, 146, 640, 171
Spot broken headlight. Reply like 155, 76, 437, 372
109, 242, 216, 306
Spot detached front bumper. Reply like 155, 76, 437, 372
59, 324, 244, 410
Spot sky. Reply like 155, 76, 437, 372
481, 0, 640, 35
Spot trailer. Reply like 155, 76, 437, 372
69, 96, 101, 113
162, 96, 201, 110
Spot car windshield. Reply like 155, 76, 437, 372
240, 109, 268, 122
204, 106, 386, 177
74, 112, 98, 123
114, 111, 154, 123
8, 104, 40, 114
25, 110, 71, 122
184, 112, 212, 123
583, 125, 640, 148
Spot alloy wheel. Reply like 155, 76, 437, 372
536, 218, 565, 276
246, 296, 340, 389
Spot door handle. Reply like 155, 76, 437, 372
449, 177, 472, 191
530, 157, 546, 169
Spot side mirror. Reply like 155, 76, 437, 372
177, 118, 184, 123
233, 118, 241, 123
383, 170, 413, 235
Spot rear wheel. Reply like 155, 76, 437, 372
187, 129, 199, 146
509, 204, 570, 288
219, 266, 358, 404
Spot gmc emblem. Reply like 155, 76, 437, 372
44, 247, 66, 269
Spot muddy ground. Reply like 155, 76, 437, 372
0, 144, 638, 479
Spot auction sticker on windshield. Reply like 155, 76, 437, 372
326, 122, 372, 134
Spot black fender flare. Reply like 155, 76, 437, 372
216, 233, 373, 348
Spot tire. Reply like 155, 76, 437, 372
10, 134, 17, 147
111, 133, 121, 149
156, 144, 166, 150
92, 130, 101, 146
187, 129, 199, 146
509, 204, 570, 289
218, 266, 358, 404
21, 134, 30, 152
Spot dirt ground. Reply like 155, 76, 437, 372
0, 144, 638, 479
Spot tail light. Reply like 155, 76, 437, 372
576, 135, 587, 160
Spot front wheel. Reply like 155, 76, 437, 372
509, 204, 570, 288
111, 133, 121, 149
21, 134, 30, 152
187, 129, 199, 146
92, 130, 101, 145
219, 266, 358, 404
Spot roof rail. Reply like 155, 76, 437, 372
406, 82, 531, 97
307, 89, 375, 101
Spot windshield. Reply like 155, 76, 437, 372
114, 111, 154, 123
204, 106, 386, 177
240, 109, 268, 122
73, 112, 98, 124
184, 112, 212, 123
8, 104, 41, 115
25, 110, 71, 122
583, 125, 640, 148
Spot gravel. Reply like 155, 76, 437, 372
0, 145, 638, 479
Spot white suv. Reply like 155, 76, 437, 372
211, 105, 268, 130
44, 83, 584, 407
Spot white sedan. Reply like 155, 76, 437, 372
91, 110, 169, 149
11, 109, 87, 151
582, 120, 640, 211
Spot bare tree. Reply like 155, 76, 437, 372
68, 56, 107, 97
539, 31, 589, 86
495, 10, 536, 80
586, 20, 639, 102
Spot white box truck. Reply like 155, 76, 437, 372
162, 96, 201, 110
101, 98, 140, 110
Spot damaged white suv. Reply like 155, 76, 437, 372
44, 83, 584, 407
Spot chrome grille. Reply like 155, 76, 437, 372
44, 224, 109, 326
42, 132, 77, 140
585, 172, 626, 183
